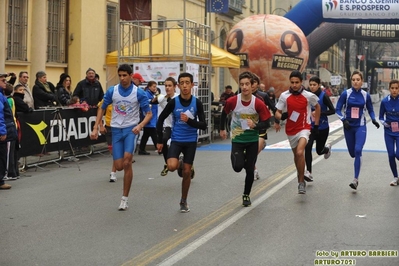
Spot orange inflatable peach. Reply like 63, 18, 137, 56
227, 15, 309, 98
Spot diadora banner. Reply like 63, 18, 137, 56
18, 108, 105, 157
323, 0, 399, 19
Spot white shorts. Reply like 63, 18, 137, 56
287, 129, 311, 149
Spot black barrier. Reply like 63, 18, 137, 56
18, 108, 106, 157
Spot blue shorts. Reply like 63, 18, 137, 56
111, 126, 137, 160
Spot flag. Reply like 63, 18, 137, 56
207, 0, 229, 13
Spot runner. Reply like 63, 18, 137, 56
336, 70, 380, 190
275, 70, 320, 194
304, 76, 335, 182
156, 73, 207, 213
220, 71, 271, 207
379, 79, 399, 186
158, 77, 179, 176
90, 64, 152, 210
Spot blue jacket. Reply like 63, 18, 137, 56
0, 93, 17, 142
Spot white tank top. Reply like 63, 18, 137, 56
111, 84, 140, 128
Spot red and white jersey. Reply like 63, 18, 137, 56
276, 90, 319, 136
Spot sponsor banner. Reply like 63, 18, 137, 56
322, 0, 399, 19
18, 108, 105, 157
354, 24, 399, 38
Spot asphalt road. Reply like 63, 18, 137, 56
1, 114, 398, 266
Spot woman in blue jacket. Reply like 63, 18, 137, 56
336, 70, 380, 190
379, 79, 399, 186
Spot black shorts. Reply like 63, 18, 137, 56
259, 129, 268, 140
168, 141, 197, 165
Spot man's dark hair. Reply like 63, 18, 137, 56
19, 71, 28, 78
289, 70, 303, 81
225, 85, 232, 90
178, 72, 193, 83
165, 77, 177, 86
239, 71, 254, 84
118, 64, 133, 75
389, 79, 399, 88
147, 80, 157, 87
252, 73, 260, 84
95, 73, 100, 80
309, 76, 321, 84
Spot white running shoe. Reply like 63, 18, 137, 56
324, 144, 332, 159
254, 169, 260, 180
118, 199, 128, 211
304, 171, 313, 182
109, 173, 117, 182
390, 177, 398, 186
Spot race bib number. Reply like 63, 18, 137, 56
391, 122, 399, 132
351, 107, 359, 119
289, 111, 299, 122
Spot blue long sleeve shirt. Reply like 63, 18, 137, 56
336, 88, 376, 127
379, 95, 399, 136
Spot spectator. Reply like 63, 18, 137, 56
56, 73, 72, 106
267, 87, 276, 104
3, 83, 19, 180
259, 83, 267, 92
73, 68, 104, 106
32, 71, 57, 109
132, 73, 145, 87
0, 73, 17, 189
15, 71, 34, 109
219, 85, 235, 104
138, 81, 159, 155
13, 85, 33, 113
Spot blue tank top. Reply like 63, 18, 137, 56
171, 96, 198, 142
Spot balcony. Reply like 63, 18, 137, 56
221, 0, 242, 18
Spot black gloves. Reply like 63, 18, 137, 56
372, 120, 380, 129
343, 120, 350, 130
281, 112, 288, 121
311, 125, 319, 136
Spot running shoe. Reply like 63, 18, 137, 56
109, 173, 117, 182
304, 171, 313, 182
390, 177, 398, 186
161, 164, 168, 176
6, 176, 18, 181
118, 199, 128, 211
180, 202, 190, 213
190, 165, 195, 179
177, 155, 183, 178
349, 179, 358, 190
298, 182, 306, 194
254, 169, 260, 180
242, 194, 251, 207
324, 144, 332, 159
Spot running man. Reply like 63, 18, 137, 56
220, 71, 271, 207
304, 76, 335, 182
275, 70, 320, 194
158, 77, 179, 176
156, 73, 207, 213
379, 79, 399, 186
91, 64, 152, 210
336, 70, 379, 190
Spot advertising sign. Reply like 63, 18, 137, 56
322, 0, 399, 19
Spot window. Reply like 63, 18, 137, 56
47, 0, 66, 63
107, 4, 118, 53
6, 0, 28, 61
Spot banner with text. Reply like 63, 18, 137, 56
322, 0, 399, 19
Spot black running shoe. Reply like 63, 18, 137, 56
180, 202, 190, 213
242, 194, 251, 207
161, 164, 168, 176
